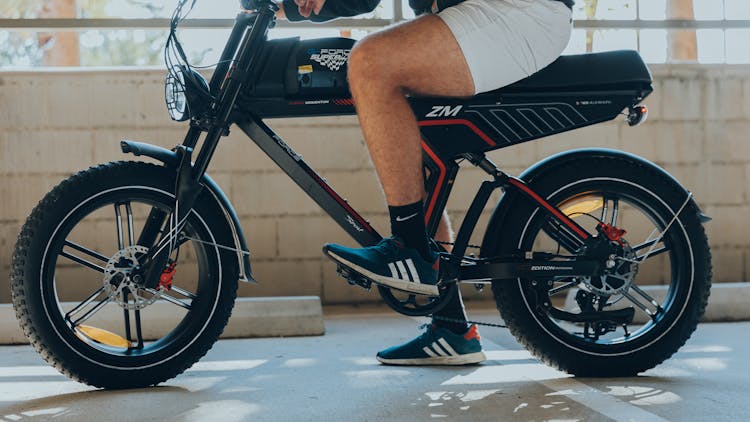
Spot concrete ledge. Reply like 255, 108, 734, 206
565, 282, 750, 324
0, 296, 324, 345
223, 296, 325, 338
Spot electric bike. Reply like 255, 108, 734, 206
10, 0, 711, 388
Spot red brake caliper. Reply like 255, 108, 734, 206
158, 262, 177, 291
597, 222, 627, 246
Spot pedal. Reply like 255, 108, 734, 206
336, 265, 372, 291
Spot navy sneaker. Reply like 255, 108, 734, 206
323, 237, 440, 296
377, 324, 486, 365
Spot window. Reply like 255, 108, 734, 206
1, 0, 749, 67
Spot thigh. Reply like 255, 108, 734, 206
351, 15, 476, 97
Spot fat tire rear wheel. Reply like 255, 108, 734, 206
11, 162, 238, 389
486, 156, 711, 376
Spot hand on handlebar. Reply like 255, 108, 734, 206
242, 0, 325, 20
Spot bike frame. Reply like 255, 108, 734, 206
135, 5, 614, 289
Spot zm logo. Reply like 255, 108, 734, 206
425, 105, 463, 118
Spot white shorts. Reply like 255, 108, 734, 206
438, 0, 573, 94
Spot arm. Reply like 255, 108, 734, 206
281, 0, 380, 22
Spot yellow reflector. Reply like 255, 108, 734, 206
560, 197, 604, 218
76, 325, 132, 348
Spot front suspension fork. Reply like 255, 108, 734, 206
138, 145, 204, 289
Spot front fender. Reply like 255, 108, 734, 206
120, 140, 255, 282
480, 148, 708, 256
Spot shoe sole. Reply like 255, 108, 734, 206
325, 250, 440, 296
376, 351, 487, 366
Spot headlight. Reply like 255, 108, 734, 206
165, 66, 188, 121
165, 65, 211, 122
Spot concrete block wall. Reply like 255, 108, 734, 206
0, 64, 748, 305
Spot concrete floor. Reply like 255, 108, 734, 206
0, 308, 746, 422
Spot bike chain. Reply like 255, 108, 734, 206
431, 314, 508, 329
435, 240, 482, 250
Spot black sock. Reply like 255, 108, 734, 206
388, 201, 432, 261
433, 289, 470, 335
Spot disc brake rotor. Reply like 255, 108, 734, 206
103, 245, 162, 310
581, 242, 638, 296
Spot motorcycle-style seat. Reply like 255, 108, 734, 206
497, 50, 652, 92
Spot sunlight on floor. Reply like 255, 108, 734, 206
341, 369, 413, 388
281, 358, 318, 368
188, 359, 267, 372
604, 386, 681, 406
178, 400, 259, 422
442, 363, 568, 385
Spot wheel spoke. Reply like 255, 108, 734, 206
63, 240, 109, 263
636, 246, 669, 261
543, 221, 583, 255
609, 198, 619, 226
157, 291, 192, 310
134, 309, 144, 349
115, 203, 125, 250
68, 295, 112, 327
170, 285, 197, 299
633, 238, 659, 253
123, 290, 132, 342
629, 284, 662, 310
621, 290, 655, 319
60, 250, 105, 273
125, 202, 136, 247
66, 286, 106, 321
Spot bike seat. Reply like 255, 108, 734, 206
494, 50, 652, 93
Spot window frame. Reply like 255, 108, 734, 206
1, 0, 750, 64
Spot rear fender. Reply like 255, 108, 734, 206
480, 148, 708, 255
120, 140, 255, 282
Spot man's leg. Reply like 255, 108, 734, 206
322, 15, 476, 297
347, 15, 474, 209
348, 16, 473, 334
433, 211, 472, 334
351, 14, 472, 314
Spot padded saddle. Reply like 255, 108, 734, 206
497, 50, 653, 93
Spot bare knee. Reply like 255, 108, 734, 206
348, 36, 402, 92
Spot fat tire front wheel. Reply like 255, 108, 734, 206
11, 162, 238, 389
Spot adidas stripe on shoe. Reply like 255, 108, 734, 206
377, 324, 486, 366
323, 237, 440, 296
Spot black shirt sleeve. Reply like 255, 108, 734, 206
282, 0, 380, 22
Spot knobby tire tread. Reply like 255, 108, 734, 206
10, 162, 238, 389
488, 155, 712, 377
